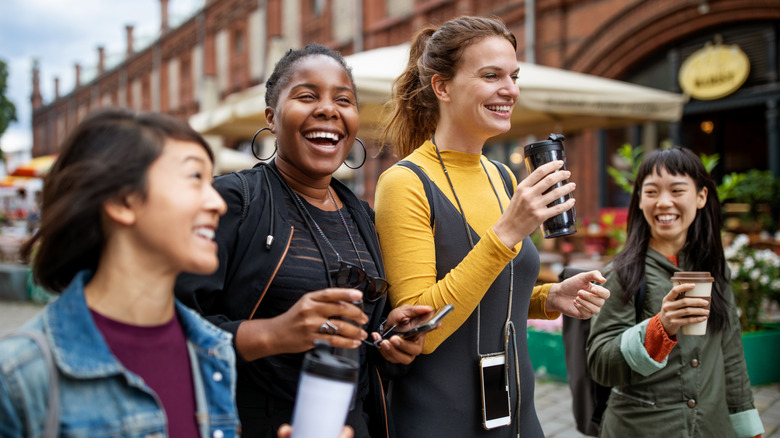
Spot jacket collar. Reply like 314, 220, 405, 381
260, 160, 384, 278
646, 246, 690, 273
44, 270, 232, 379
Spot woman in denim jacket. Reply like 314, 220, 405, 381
0, 109, 240, 437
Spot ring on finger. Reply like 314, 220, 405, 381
318, 319, 339, 335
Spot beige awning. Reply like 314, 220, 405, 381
190, 43, 688, 141
190, 84, 267, 137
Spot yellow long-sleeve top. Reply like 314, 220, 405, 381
375, 140, 558, 354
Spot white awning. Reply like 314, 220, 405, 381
190, 43, 688, 141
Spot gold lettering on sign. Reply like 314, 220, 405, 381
678, 42, 750, 100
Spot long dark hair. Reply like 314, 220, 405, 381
21, 108, 213, 293
381, 16, 517, 157
612, 146, 728, 331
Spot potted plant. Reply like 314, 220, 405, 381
724, 234, 780, 332
718, 170, 780, 232
724, 233, 780, 385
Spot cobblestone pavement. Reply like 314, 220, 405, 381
1, 299, 778, 437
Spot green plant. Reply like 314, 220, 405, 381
717, 172, 746, 203
699, 152, 719, 174
725, 234, 780, 332
607, 144, 644, 194
718, 170, 780, 232
608, 145, 719, 195
0, 59, 17, 138
600, 211, 626, 255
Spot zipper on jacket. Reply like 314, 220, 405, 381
611, 387, 656, 406
249, 227, 293, 320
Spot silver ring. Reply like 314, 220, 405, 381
318, 319, 339, 335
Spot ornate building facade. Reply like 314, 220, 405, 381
29, 0, 780, 223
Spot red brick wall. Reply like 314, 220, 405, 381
28, 0, 778, 219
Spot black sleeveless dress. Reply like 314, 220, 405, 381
390, 167, 545, 438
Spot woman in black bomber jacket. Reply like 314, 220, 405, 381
175, 44, 430, 438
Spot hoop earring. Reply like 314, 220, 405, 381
344, 137, 366, 169
251, 127, 277, 161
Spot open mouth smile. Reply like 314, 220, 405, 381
656, 214, 678, 225
485, 104, 512, 115
194, 226, 216, 241
304, 130, 344, 147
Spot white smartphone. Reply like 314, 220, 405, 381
479, 353, 512, 430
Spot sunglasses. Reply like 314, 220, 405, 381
331, 261, 389, 303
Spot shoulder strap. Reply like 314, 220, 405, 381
635, 277, 647, 324
4, 330, 60, 438
489, 159, 515, 197
231, 171, 251, 225
396, 161, 436, 228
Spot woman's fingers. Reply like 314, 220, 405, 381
316, 318, 367, 347
519, 160, 566, 187
302, 289, 369, 325
378, 333, 425, 364
659, 283, 709, 334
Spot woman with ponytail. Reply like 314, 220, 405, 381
374, 16, 611, 437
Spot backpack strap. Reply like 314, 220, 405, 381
635, 277, 647, 324
4, 330, 60, 438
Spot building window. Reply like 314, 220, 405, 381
332, 0, 355, 42
234, 29, 244, 54
386, 0, 414, 17
312, 0, 325, 16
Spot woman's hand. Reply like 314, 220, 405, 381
235, 288, 369, 361
278, 424, 354, 438
545, 270, 610, 319
658, 283, 709, 336
493, 160, 576, 249
372, 305, 432, 364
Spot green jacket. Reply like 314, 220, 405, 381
587, 248, 763, 437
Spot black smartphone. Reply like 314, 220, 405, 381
480, 353, 511, 430
381, 303, 454, 339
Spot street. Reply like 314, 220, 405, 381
1, 299, 778, 437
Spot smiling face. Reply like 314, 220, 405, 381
126, 138, 227, 275
266, 54, 359, 181
434, 36, 519, 145
639, 167, 708, 255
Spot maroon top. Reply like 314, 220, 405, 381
91, 309, 198, 438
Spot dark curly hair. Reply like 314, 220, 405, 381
264, 43, 356, 109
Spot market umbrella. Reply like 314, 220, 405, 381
10, 154, 58, 177
189, 44, 687, 141
349, 44, 688, 140
0, 176, 36, 187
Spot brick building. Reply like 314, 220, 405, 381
29, 0, 780, 225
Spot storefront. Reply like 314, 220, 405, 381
603, 20, 780, 206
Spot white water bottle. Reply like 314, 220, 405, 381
291, 342, 358, 438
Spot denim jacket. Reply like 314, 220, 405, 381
0, 270, 240, 438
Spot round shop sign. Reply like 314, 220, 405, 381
678, 43, 750, 100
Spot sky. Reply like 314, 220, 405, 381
0, 0, 203, 153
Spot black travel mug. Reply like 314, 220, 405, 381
291, 342, 358, 438
523, 133, 577, 238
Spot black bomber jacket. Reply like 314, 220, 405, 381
175, 161, 394, 438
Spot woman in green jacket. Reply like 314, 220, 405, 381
587, 147, 764, 437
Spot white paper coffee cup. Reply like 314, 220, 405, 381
671, 271, 714, 335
